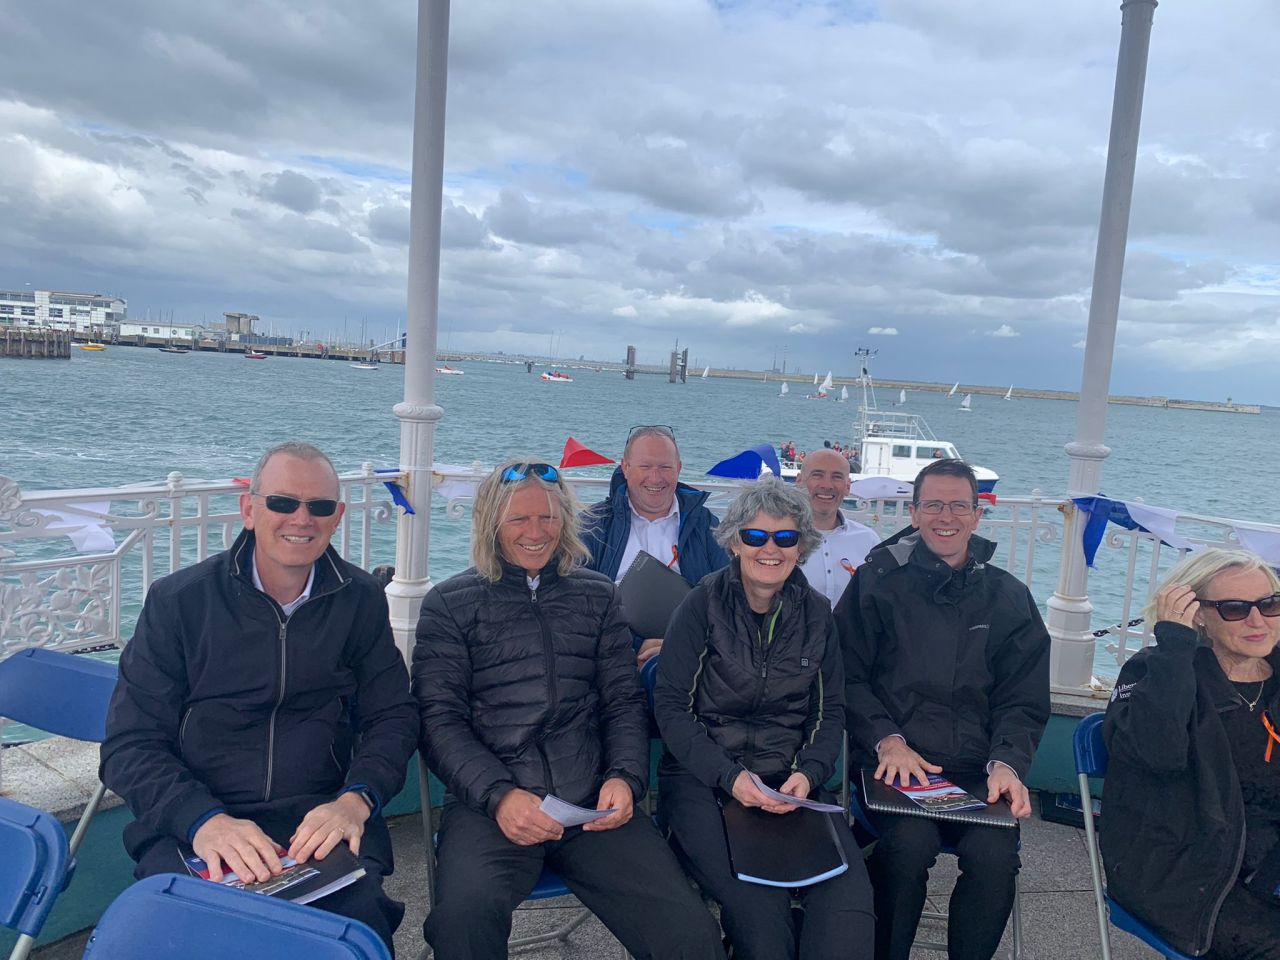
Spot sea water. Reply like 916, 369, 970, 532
2, 348, 1278, 674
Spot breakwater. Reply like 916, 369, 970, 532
1, 326, 71, 358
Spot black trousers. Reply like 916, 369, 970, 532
659, 771, 875, 960
1206, 880, 1280, 960
133, 814, 405, 957
864, 810, 1019, 960
425, 800, 725, 960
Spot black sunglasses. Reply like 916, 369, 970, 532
1200, 593, 1280, 622
254, 493, 340, 517
500, 463, 560, 484
627, 424, 676, 440
739, 528, 801, 549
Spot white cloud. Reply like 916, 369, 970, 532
868, 326, 898, 336
988, 324, 1020, 338
611, 305, 638, 318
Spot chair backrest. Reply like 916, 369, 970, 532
82, 874, 390, 960
1073, 712, 1109, 779
0, 649, 118, 742
640, 656, 660, 716
0, 797, 73, 938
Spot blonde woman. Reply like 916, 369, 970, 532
412, 459, 723, 960
1103, 548, 1280, 959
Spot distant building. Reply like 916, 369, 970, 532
0, 289, 127, 334
118, 320, 199, 341
221, 312, 259, 340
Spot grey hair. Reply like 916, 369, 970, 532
714, 475, 822, 563
623, 426, 679, 462
470, 457, 591, 582
1144, 548, 1280, 626
250, 441, 339, 495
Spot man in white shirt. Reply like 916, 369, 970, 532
797, 448, 880, 607
582, 426, 729, 665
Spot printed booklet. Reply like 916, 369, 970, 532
183, 843, 366, 905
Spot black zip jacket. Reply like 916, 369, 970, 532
1101, 621, 1280, 956
654, 561, 845, 794
100, 528, 418, 855
836, 527, 1050, 777
412, 559, 648, 816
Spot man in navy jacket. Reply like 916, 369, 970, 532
581, 425, 728, 665
101, 442, 418, 953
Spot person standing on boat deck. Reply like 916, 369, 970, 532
655, 477, 875, 960
835, 458, 1049, 960
1101, 549, 1280, 959
100, 441, 418, 954
413, 459, 725, 960
581, 424, 729, 666
797, 449, 881, 608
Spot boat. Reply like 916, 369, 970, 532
807, 371, 834, 399
701, 366, 709, 379
813, 372, 819, 385
960, 393, 972, 412
897, 388, 907, 405
351, 361, 380, 370
839, 385, 849, 402
779, 381, 789, 397
1004, 385, 1014, 401
78, 342, 106, 352
158, 346, 189, 355
540, 369, 573, 382
948, 381, 959, 397
777, 349, 998, 492
245, 351, 268, 360
434, 364, 464, 375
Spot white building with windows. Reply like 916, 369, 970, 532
0, 289, 127, 334
118, 321, 199, 340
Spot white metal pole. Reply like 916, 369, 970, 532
1047, 0, 1158, 691
386, 0, 450, 662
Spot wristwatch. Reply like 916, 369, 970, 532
353, 788, 377, 813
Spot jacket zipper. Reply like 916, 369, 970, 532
530, 585, 559, 796
263, 617, 288, 801
178, 707, 193, 750
1200, 701, 1250, 954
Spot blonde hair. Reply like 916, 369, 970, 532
470, 458, 590, 582
1144, 548, 1280, 626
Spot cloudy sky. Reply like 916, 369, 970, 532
2, 0, 1278, 402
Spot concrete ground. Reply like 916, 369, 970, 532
35, 799, 1161, 960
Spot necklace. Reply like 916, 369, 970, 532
1232, 679, 1266, 712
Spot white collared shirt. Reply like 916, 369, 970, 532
251, 548, 316, 617
614, 498, 681, 582
799, 513, 880, 607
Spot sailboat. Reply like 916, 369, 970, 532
779, 381, 789, 397
1003, 385, 1014, 401
947, 382, 959, 397
838, 385, 849, 402
818, 371, 833, 397
701, 366, 710, 379
898, 389, 907, 405
959, 393, 973, 412
812, 372, 819, 385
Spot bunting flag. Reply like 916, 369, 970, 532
1234, 528, 1280, 568
375, 467, 416, 516
1072, 495, 1198, 566
559, 437, 615, 468
706, 443, 782, 480
31, 502, 116, 554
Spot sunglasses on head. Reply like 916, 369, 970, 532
627, 424, 676, 440
499, 462, 560, 484
254, 494, 340, 517
1200, 593, 1280, 622
739, 528, 801, 549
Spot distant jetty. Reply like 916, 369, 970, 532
1, 327, 71, 358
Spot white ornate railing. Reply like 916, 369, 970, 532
0, 467, 402, 658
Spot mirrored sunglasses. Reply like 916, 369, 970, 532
739, 528, 801, 549
499, 462, 560, 484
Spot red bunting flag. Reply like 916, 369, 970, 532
559, 437, 615, 468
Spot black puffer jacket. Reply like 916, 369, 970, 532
412, 559, 648, 815
654, 561, 845, 794
1102, 622, 1280, 957
836, 526, 1050, 777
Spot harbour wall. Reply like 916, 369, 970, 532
1, 326, 71, 358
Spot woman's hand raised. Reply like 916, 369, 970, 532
1155, 584, 1199, 628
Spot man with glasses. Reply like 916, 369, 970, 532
582, 425, 729, 665
797, 448, 880, 607
835, 458, 1049, 960
102, 441, 418, 954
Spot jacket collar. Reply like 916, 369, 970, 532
720, 555, 808, 613
497, 555, 562, 590
1195, 643, 1280, 713
874, 524, 997, 570
607, 466, 711, 516
227, 527, 349, 598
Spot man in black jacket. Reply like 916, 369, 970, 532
101, 442, 418, 953
836, 459, 1049, 960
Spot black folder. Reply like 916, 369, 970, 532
721, 799, 849, 888
860, 768, 1017, 828
617, 550, 691, 639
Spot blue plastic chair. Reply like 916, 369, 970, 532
0, 797, 74, 960
1073, 712, 1195, 960
0, 649, 118, 856
82, 873, 389, 959
848, 778, 1023, 959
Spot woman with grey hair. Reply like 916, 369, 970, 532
654, 476, 874, 959
413, 458, 725, 960
1102, 548, 1280, 959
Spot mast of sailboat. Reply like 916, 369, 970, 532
853, 346, 878, 412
